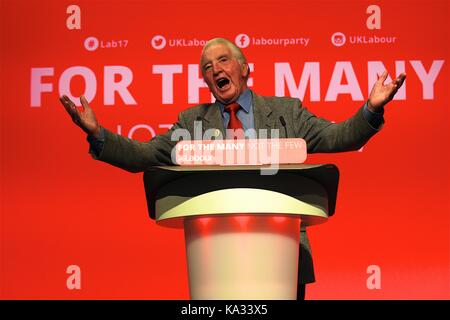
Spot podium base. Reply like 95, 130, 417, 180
184, 214, 301, 300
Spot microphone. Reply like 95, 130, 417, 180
279, 116, 288, 138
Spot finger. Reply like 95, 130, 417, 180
61, 95, 76, 109
395, 73, 406, 87
64, 95, 79, 113
387, 82, 400, 99
61, 95, 81, 120
80, 95, 90, 111
378, 70, 388, 84
59, 95, 71, 107
384, 73, 405, 91
59, 96, 71, 113
59, 95, 76, 116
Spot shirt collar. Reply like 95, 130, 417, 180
218, 89, 253, 114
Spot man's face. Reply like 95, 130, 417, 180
201, 43, 248, 105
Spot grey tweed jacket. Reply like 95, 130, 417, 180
93, 92, 380, 284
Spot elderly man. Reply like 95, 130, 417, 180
60, 37, 406, 299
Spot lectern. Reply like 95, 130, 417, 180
143, 164, 339, 300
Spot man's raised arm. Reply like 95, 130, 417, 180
59, 95, 178, 172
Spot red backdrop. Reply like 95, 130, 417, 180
1, 0, 449, 299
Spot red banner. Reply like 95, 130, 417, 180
1, 0, 449, 299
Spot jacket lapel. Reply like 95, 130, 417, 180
252, 93, 275, 137
202, 101, 226, 139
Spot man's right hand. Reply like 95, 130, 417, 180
59, 95, 101, 138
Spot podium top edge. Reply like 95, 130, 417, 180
147, 164, 337, 172
143, 163, 340, 219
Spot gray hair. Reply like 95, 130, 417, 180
201, 38, 249, 79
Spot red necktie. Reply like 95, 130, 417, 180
225, 103, 244, 139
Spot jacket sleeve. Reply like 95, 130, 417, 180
91, 113, 188, 172
292, 99, 381, 153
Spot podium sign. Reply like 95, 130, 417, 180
175, 138, 307, 166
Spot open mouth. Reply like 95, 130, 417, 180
216, 77, 230, 90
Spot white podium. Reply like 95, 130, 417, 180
143, 164, 339, 299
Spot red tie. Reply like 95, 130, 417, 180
225, 103, 244, 139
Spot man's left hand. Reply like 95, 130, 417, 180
368, 71, 406, 112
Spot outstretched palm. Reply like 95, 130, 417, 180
368, 71, 406, 112
59, 95, 101, 137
